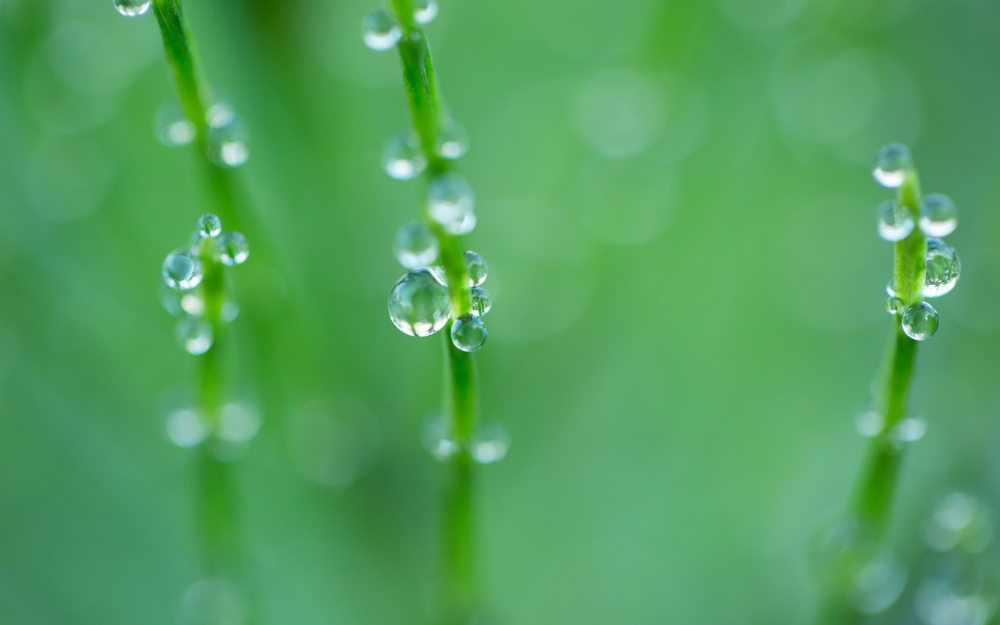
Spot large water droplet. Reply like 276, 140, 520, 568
471, 423, 510, 464
381, 133, 426, 180
470, 286, 491, 317
451, 314, 487, 352
176, 318, 214, 355
873, 143, 912, 188
876, 200, 914, 242
207, 113, 249, 168
166, 408, 209, 448
218, 232, 250, 266
155, 103, 195, 147
924, 238, 960, 298
163, 249, 203, 290
919, 193, 958, 238
435, 122, 468, 160
197, 214, 222, 238
362, 8, 402, 51
464, 250, 487, 286
902, 301, 939, 341
114, 0, 150, 17
886, 296, 904, 315
413, 0, 438, 24
421, 412, 459, 461
217, 403, 262, 444
388, 268, 451, 337
428, 173, 476, 235
394, 221, 438, 268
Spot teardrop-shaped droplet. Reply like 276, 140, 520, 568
873, 143, 912, 188
435, 122, 468, 160
471, 423, 510, 464
362, 8, 402, 51
197, 214, 222, 238
918, 194, 958, 237
421, 412, 459, 461
886, 296, 904, 315
381, 133, 427, 180
413, 0, 438, 24
428, 173, 476, 235
451, 314, 487, 352
163, 249, 203, 290
114, 0, 150, 17
394, 221, 438, 268
206, 113, 250, 168
218, 232, 250, 266
470, 286, 491, 317
388, 268, 451, 337
176, 317, 214, 354
876, 200, 914, 242
155, 103, 195, 147
902, 301, 939, 341
923, 238, 960, 298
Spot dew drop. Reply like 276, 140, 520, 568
220, 301, 240, 323
891, 417, 927, 444
181, 293, 206, 317
464, 250, 487, 286
902, 301, 939, 341
413, 0, 438, 24
197, 214, 222, 238
428, 173, 476, 235
163, 249, 203, 290
873, 143, 912, 188
206, 113, 249, 168
886, 296, 904, 315
393, 221, 438, 268
856, 411, 884, 437
435, 122, 468, 160
421, 412, 459, 461
155, 103, 195, 147
923, 238, 960, 298
451, 314, 487, 352
919, 193, 958, 238
217, 403, 262, 444
381, 133, 426, 180
388, 268, 451, 337
218, 232, 250, 266
176, 317, 214, 355
113, 0, 150, 17
470, 286, 491, 317
160, 283, 183, 316
876, 200, 914, 242
166, 408, 208, 448
886, 280, 898, 298
428, 265, 448, 286
362, 8, 402, 51
471, 423, 510, 464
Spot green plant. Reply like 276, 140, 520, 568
814, 144, 961, 621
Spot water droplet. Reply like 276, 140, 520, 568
166, 409, 208, 448
393, 221, 438, 268
924, 493, 994, 554
471, 423, 510, 464
421, 412, 459, 461
113, 0, 150, 17
381, 132, 426, 180
218, 232, 250, 266
463, 250, 487, 286
181, 578, 248, 625
435, 122, 468, 159
902, 301, 939, 341
181, 293, 206, 317
161, 283, 183, 316
220, 301, 240, 323
413, 0, 438, 24
919, 194, 958, 237
889, 417, 927, 446
887, 280, 898, 298
206, 103, 236, 129
876, 200, 914, 242
924, 238, 960, 298
217, 403, 261, 444
155, 103, 195, 147
176, 317, 214, 355
362, 8, 401, 51
451, 314, 487, 352
886, 297, 904, 315
197, 214, 222, 238
873, 143, 912, 188
207, 114, 249, 168
388, 268, 451, 337
428, 265, 448, 286
428, 173, 476, 235
470, 286, 491, 317
163, 249, 203, 290
856, 411, 884, 437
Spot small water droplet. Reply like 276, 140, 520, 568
163, 249, 203, 290
113, 0, 150, 17
362, 8, 402, 51
890, 417, 927, 444
413, 0, 438, 24
924, 238, 960, 298
886, 297, 904, 315
207, 113, 249, 168
873, 143, 912, 188
463, 250, 487, 286
220, 301, 240, 323
421, 412, 459, 461
176, 317, 214, 355
181, 293, 206, 317
393, 221, 438, 268
155, 103, 195, 147
197, 214, 222, 238
217, 403, 261, 444
381, 133, 426, 180
919, 193, 958, 237
886, 280, 898, 298
427, 265, 448, 286
388, 268, 451, 337
218, 232, 249, 266
166, 408, 208, 448
856, 411, 884, 437
428, 173, 476, 235
471, 423, 509, 464
451, 314, 487, 352
902, 301, 939, 341
876, 200, 914, 242
435, 122, 468, 159
470, 286, 491, 317
206, 103, 236, 129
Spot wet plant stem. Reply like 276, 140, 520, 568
389, 0, 479, 619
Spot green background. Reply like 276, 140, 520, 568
1, 0, 999, 622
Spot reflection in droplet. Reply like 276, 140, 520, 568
572, 69, 666, 158
435, 122, 469, 159
113, 0, 150, 18
413, 0, 438, 24
197, 214, 223, 238
206, 111, 249, 168
388, 268, 451, 337
428, 173, 476, 235
886, 296, 904, 315
873, 143, 912, 188
181, 293, 206, 317
924, 238, 960, 298
902, 301, 939, 341
919, 194, 958, 238
181, 578, 248, 625
166, 409, 209, 448
393, 221, 438, 269
362, 8, 401, 51
471, 423, 510, 464
876, 199, 914, 242
163, 250, 203, 290
470, 286, 491, 317
176, 318, 214, 355
464, 251, 487, 286
218, 232, 250, 266
381, 132, 427, 180
451, 314, 487, 352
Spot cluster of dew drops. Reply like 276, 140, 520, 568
161, 215, 249, 355
874, 143, 960, 342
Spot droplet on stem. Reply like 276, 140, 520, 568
155, 103, 195, 147
470, 286, 491, 317
428, 173, 476, 235
923, 238, 960, 298
113, 0, 150, 17
902, 301, 939, 341
381, 133, 427, 180
388, 268, 451, 337
876, 200, 914, 242
435, 121, 469, 160
393, 221, 439, 269
464, 250, 487, 286
362, 8, 402, 51
873, 143, 912, 189
413, 0, 438, 24
176, 317, 214, 355
218, 232, 250, 266
885, 296, 904, 315
197, 214, 222, 238
206, 114, 250, 168
163, 249, 203, 290
471, 423, 510, 464
918, 193, 958, 237
451, 314, 487, 352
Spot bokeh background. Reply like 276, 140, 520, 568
2, 0, 1000, 622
